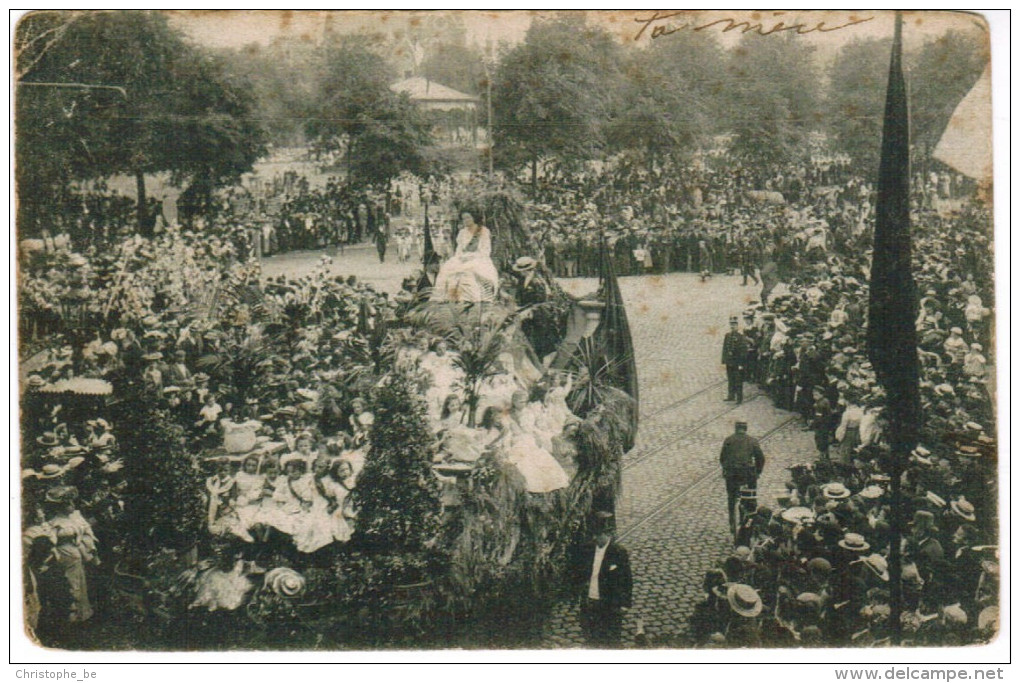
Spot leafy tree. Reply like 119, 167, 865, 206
117, 392, 205, 552
352, 370, 442, 552
607, 31, 728, 169
15, 10, 266, 235
908, 30, 988, 163
421, 42, 485, 96
217, 41, 317, 148
492, 16, 623, 189
826, 37, 892, 170
827, 30, 987, 172
306, 40, 433, 186
722, 33, 820, 164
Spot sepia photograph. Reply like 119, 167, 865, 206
11, 9, 1002, 657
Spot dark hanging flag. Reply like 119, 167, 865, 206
597, 237, 639, 451
865, 12, 919, 645
866, 13, 920, 454
417, 214, 440, 294
422, 213, 440, 271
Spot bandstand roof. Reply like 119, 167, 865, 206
390, 77, 479, 111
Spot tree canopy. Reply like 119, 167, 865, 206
607, 31, 728, 169
492, 16, 623, 186
722, 33, 821, 165
15, 10, 266, 234
306, 40, 434, 186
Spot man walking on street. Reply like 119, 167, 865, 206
722, 315, 748, 404
720, 421, 766, 537
570, 511, 633, 646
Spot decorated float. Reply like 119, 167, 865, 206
19, 183, 639, 649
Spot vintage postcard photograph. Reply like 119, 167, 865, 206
12, 9, 1002, 657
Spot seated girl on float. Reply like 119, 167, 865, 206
434, 395, 501, 464
488, 404, 570, 494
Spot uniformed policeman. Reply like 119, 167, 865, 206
722, 315, 749, 404
720, 420, 766, 536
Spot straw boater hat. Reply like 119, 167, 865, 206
822, 482, 851, 500
780, 506, 815, 526
44, 485, 78, 505
143, 352, 163, 361
838, 532, 870, 553
27, 375, 48, 388
860, 553, 890, 581
727, 584, 763, 618
512, 256, 537, 273
858, 485, 884, 500
950, 497, 977, 522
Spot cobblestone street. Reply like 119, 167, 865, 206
262, 248, 820, 649
549, 273, 817, 648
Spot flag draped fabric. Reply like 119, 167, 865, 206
866, 14, 920, 456
933, 65, 992, 183
597, 238, 639, 449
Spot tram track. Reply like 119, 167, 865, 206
623, 388, 765, 472
618, 414, 797, 542
638, 378, 727, 422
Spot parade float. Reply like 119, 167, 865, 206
19, 186, 639, 649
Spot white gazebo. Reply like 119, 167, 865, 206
390, 76, 481, 146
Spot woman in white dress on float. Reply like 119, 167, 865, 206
432, 212, 499, 303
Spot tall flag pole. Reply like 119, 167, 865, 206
597, 236, 639, 452
866, 11, 919, 642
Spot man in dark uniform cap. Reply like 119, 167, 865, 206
722, 315, 749, 404
720, 421, 766, 536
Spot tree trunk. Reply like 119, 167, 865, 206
135, 170, 150, 237
530, 157, 537, 195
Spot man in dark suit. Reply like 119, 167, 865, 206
570, 512, 633, 646
722, 315, 749, 404
720, 421, 766, 537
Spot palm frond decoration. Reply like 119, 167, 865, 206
567, 335, 627, 418
448, 314, 511, 426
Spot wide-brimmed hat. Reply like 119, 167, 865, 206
955, 445, 982, 458
727, 583, 763, 617
44, 485, 78, 504
950, 497, 977, 522
860, 553, 890, 581
838, 532, 870, 553
143, 352, 163, 361
781, 507, 815, 525
822, 482, 851, 500
859, 485, 884, 500
512, 256, 538, 273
